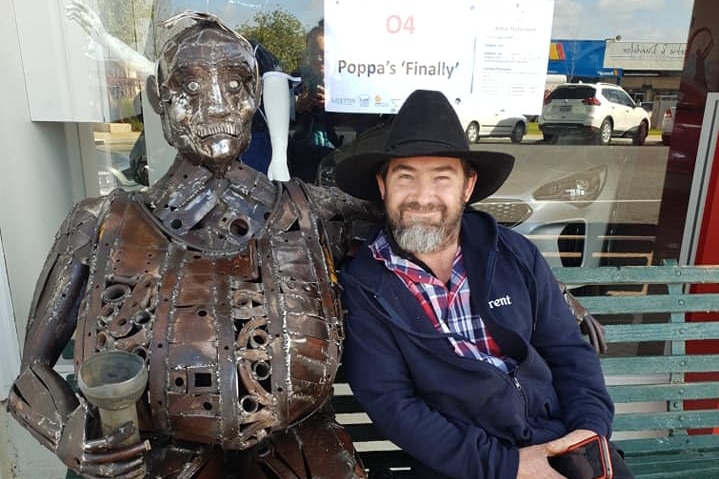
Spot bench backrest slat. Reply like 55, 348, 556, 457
618, 433, 719, 455
554, 265, 719, 285
607, 381, 719, 402
604, 322, 719, 342
601, 354, 719, 375
613, 410, 719, 431
575, 294, 719, 315
551, 264, 719, 457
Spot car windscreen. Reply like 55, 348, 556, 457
548, 86, 596, 100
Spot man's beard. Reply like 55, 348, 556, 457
391, 203, 463, 254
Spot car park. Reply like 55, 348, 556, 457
539, 82, 651, 145
662, 106, 676, 146
454, 104, 528, 144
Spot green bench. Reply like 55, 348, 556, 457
333, 261, 719, 479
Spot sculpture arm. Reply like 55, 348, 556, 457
304, 184, 384, 264
8, 198, 146, 477
9, 198, 100, 444
66, 0, 154, 79
21, 198, 101, 368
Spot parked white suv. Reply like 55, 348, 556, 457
539, 83, 651, 145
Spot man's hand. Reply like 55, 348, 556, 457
516, 429, 596, 479
296, 85, 326, 113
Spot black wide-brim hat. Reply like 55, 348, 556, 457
334, 89, 515, 203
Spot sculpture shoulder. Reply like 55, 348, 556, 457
53, 192, 122, 258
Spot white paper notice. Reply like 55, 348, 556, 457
323, 0, 554, 116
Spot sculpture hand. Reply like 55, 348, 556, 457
579, 312, 608, 354
558, 281, 608, 354
57, 402, 148, 479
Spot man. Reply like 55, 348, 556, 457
334, 89, 634, 479
8, 12, 371, 479
289, 20, 339, 182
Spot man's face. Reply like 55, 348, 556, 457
158, 28, 259, 169
377, 156, 476, 254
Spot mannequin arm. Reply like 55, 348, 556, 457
66, 0, 154, 79
263, 71, 300, 181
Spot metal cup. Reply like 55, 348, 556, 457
77, 350, 148, 447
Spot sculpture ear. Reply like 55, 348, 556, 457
145, 75, 163, 114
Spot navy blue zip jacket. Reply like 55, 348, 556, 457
341, 210, 614, 479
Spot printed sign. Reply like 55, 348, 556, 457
323, 0, 555, 116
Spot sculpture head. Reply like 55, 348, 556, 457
147, 12, 260, 174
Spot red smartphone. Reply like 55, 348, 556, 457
547, 434, 613, 479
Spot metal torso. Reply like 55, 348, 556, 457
75, 159, 342, 450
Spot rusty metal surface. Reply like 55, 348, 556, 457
74, 164, 344, 452
8, 12, 372, 479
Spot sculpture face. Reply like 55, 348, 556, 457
157, 26, 260, 170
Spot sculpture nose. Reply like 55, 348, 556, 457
207, 79, 229, 117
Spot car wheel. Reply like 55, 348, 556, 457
632, 121, 648, 146
596, 118, 612, 145
465, 122, 479, 143
510, 123, 525, 143
543, 134, 558, 144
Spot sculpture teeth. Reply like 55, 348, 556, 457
197, 123, 236, 138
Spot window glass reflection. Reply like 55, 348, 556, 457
76, 0, 695, 285
64, 0, 715, 370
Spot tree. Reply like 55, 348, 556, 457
239, 9, 306, 74
97, 0, 153, 51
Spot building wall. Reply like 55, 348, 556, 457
0, 0, 88, 476
621, 76, 681, 92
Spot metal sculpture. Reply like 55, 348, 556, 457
8, 12, 373, 479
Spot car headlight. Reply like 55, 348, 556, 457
532, 166, 607, 206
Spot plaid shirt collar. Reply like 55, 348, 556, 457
370, 229, 465, 290
369, 229, 512, 372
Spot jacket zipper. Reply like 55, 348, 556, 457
511, 373, 522, 391
510, 366, 522, 391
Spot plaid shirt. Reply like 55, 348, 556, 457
370, 231, 512, 373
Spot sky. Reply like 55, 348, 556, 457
551, 0, 694, 43
173, 0, 695, 43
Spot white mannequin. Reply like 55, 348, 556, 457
65, 0, 294, 181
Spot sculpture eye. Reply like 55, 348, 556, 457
185, 80, 200, 93
227, 79, 241, 91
